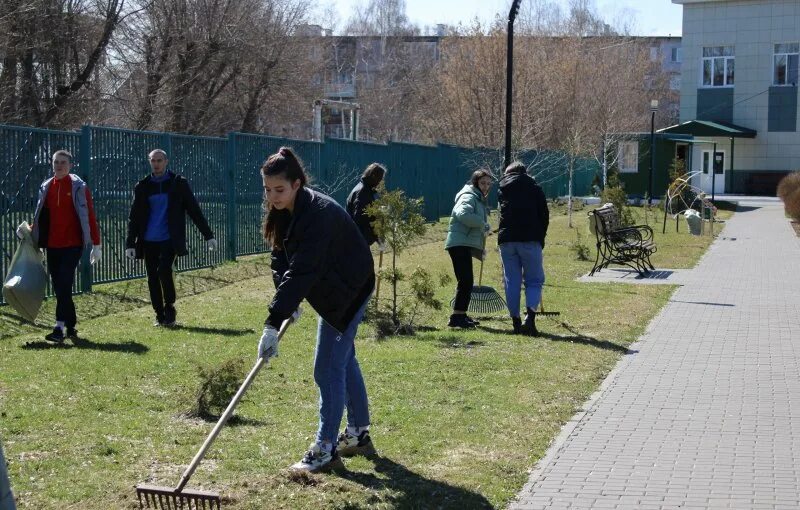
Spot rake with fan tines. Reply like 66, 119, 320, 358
466, 255, 507, 314
449, 236, 506, 314
136, 318, 293, 509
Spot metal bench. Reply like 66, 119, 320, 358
589, 205, 657, 276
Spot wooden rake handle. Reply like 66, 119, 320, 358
175, 317, 293, 492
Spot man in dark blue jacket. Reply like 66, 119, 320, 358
497, 162, 549, 335
125, 149, 216, 326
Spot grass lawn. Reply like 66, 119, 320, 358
0, 204, 732, 509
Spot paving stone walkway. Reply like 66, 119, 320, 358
511, 198, 800, 509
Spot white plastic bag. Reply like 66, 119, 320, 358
3, 222, 47, 322
683, 209, 702, 236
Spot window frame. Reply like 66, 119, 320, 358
618, 141, 639, 174
701, 46, 735, 88
773, 42, 799, 87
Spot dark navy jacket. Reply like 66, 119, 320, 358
267, 187, 375, 333
497, 170, 550, 248
126, 172, 214, 258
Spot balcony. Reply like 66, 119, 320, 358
324, 82, 356, 98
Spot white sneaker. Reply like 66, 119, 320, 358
336, 430, 377, 457
289, 443, 344, 473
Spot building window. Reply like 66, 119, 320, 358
671, 47, 682, 63
670, 75, 681, 91
619, 142, 639, 173
650, 46, 659, 62
702, 46, 734, 87
774, 43, 799, 86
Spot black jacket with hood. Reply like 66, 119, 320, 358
497, 169, 550, 247
267, 187, 375, 333
346, 178, 379, 245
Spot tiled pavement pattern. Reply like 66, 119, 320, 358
511, 198, 800, 509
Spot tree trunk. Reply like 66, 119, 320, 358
568, 155, 574, 228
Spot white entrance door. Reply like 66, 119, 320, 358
699, 149, 726, 195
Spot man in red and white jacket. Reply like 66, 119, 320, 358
17, 150, 101, 342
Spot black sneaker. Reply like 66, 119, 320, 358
448, 314, 477, 329
289, 443, 345, 473
337, 430, 377, 458
163, 305, 177, 327
45, 327, 65, 343
464, 316, 481, 326
66, 327, 78, 339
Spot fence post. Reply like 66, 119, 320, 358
225, 133, 238, 261
79, 125, 93, 292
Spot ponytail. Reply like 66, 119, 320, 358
261, 147, 309, 249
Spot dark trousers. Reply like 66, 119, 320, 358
46, 247, 83, 328
143, 241, 177, 319
448, 246, 474, 312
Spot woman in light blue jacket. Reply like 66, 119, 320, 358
444, 170, 493, 328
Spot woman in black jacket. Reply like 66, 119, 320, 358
346, 163, 386, 249
259, 147, 376, 473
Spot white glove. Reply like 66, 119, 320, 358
484, 223, 491, 233
125, 248, 136, 260
207, 238, 218, 251
258, 325, 280, 359
377, 241, 387, 253
291, 305, 303, 322
15, 225, 25, 240
90, 245, 102, 265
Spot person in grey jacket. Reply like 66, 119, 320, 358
444, 169, 493, 329
16, 150, 102, 342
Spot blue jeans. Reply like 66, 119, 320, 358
499, 242, 545, 318
314, 296, 371, 446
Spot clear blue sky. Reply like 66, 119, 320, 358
320, 0, 683, 37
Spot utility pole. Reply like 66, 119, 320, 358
504, 0, 522, 170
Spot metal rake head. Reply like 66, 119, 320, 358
136, 484, 221, 509
467, 286, 506, 314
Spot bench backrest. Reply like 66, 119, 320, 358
590, 205, 620, 238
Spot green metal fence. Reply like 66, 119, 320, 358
1, 123, 599, 305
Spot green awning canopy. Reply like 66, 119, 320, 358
657, 120, 757, 138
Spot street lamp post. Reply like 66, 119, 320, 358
504, 0, 522, 170
648, 99, 659, 206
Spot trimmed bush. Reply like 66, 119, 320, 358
777, 171, 800, 201
785, 186, 800, 222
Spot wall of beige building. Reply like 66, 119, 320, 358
679, 0, 799, 174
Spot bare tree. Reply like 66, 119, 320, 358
0, 0, 127, 127
105, 0, 315, 135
